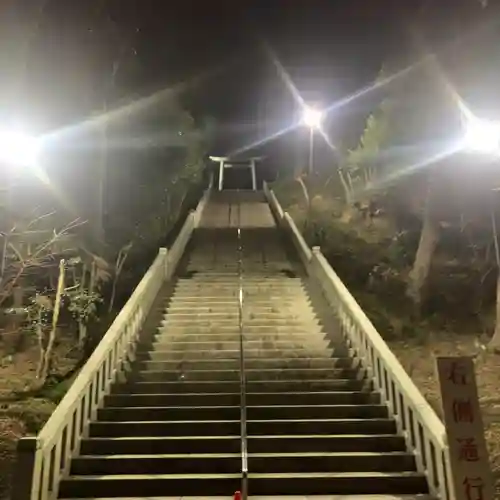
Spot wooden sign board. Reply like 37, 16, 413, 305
436, 356, 495, 500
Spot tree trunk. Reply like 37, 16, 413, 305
78, 322, 87, 346
407, 187, 440, 307
489, 273, 500, 351
39, 260, 65, 384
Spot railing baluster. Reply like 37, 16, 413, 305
87, 383, 93, 420
60, 425, 69, 473
394, 388, 404, 432
39, 449, 51, 500
51, 437, 63, 498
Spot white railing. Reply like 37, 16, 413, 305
263, 181, 452, 500
13, 181, 212, 500
284, 212, 312, 268
263, 182, 284, 222
192, 173, 213, 227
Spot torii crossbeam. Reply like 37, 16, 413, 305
209, 156, 263, 191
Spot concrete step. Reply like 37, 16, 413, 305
175, 280, 302, 285
58, 471, 427, 498
172, 284, 306, 291
97, 404, 390, 422
134, 349, 335, 364
186, 264, 292, 269
249, 472, 428, 496
163, 311, 319, 321
166, 298, 310, 306
146, 332, 330, 344
58, 473, 240, 498
248, 434, 408, 454
176, 278, 303, 284
178, 283, 303, 288
79, 433, 407, 456
89, 420, 242, 437
165, 305, 312, 314
133, 356, 353, 371
97, 405, 240, 422
166, 305, 314, 313
147, 340, 329, 352
71, 453, 241, 475
173, 289, 306, 295
168, 296, 309, 303
111, 379, 371, 394
160, 322, 322, 331
173, 286, 305, 293
103, 391, 380, 407
69, 450, 416, 476
59, 495, 434, 500
157, 325, 326, 334
161, 319, 321, 328
89, 418, 396, 438
80, 435, 241, 455
128, 366, 360, 382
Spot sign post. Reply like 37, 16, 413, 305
436, 356, 495, 500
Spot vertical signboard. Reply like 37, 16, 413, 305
436, 356, 494, 500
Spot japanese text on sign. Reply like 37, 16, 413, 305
436, 357, 494, 500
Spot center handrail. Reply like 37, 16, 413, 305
236, 196, 248, 500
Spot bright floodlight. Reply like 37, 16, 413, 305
302, 106, 323, 129
0, 129, 40, 167
463, 118, 500, 154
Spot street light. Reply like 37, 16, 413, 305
463, 117, 500, 154
302, 106, 323, 129
302, 106, 323, 174
0, 129, 40, 168
0, 128, 41, 242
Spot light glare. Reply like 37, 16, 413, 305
302, 106, 323, 129
463, 118, 500, 154
0, 130, 40, 167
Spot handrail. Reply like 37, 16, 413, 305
263, 181, 284, 222
263, 185, 452, 500
236, 196, 248, 500
284, 212, 312, 267
13, 180, 213, 500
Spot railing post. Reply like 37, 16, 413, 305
312, 246, 321, 263
311, 245, 321, 277
12, 437, 40, 500
159, 247, 168, 280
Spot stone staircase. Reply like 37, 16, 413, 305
57, 225, 431, 499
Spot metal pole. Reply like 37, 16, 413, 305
218, 161, 224, 191
237, 199, 248, 499
308, 127, 314, 175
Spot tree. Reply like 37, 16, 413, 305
406, 174, 441, 307
339, 0, 500, 331
104, 93, 208, 252
339, 92, 393, 205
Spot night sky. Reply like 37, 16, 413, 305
0, 0, 494, 153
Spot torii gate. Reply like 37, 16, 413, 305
209, 156, 262, 191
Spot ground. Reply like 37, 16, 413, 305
0, 333, 80, 499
